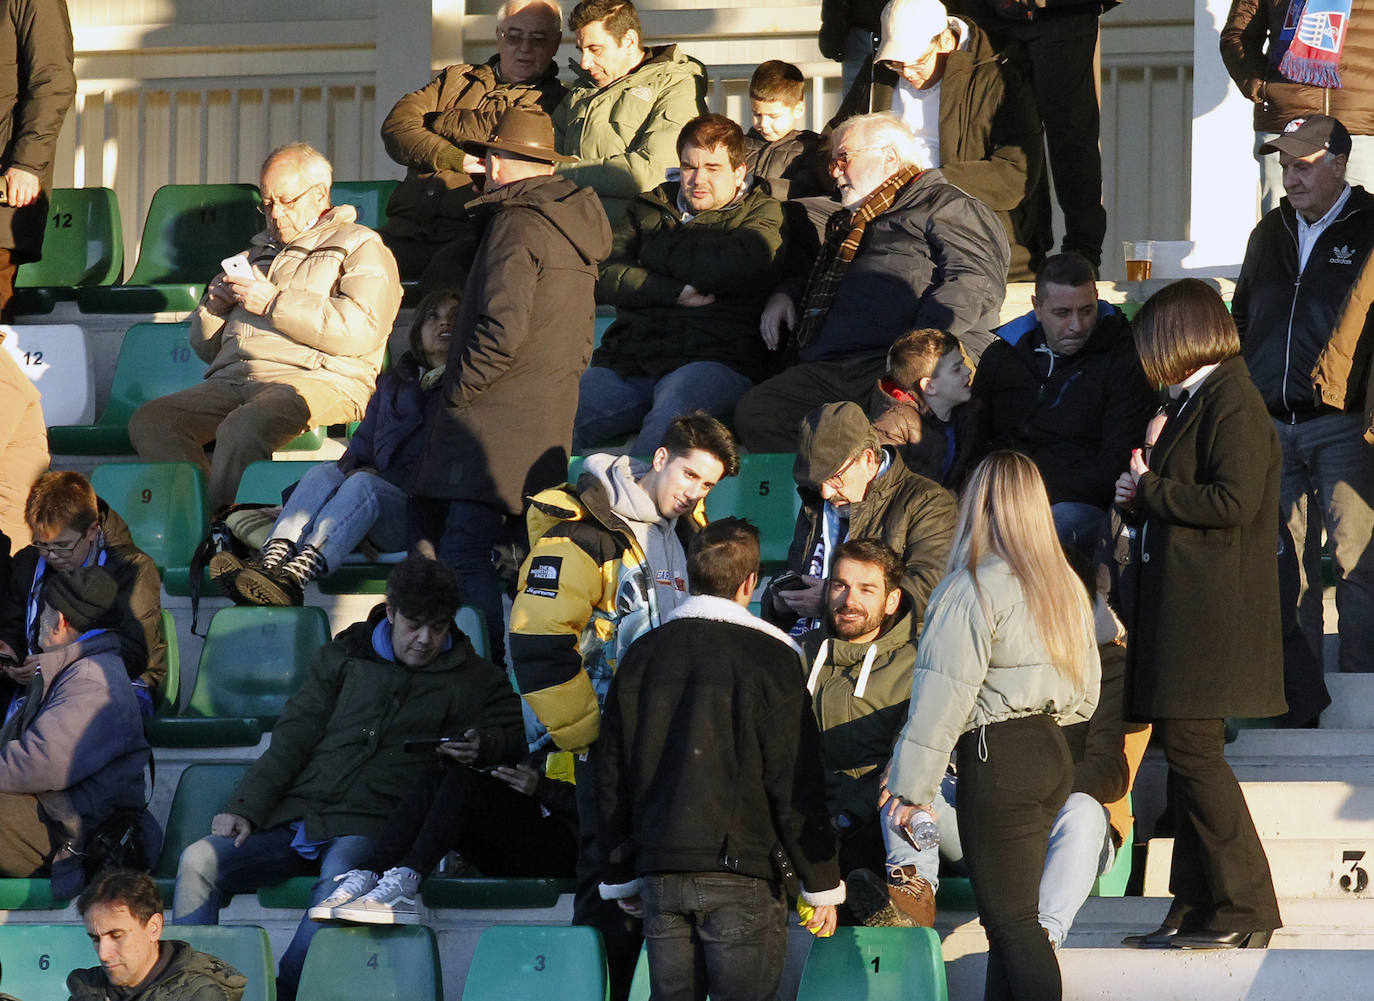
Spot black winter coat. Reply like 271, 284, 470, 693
410, 174, 612, 513
1233, 186, 1374, 416
593, 180, 785, 382
743, 128, 830, 200
1125, 356, 1286, 720
972, 305, 1157, 508
598, 595, 841, 899
782, 170, 1009, 363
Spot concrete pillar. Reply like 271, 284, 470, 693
373, 0, 439, 176
1186, 0, 1260, 276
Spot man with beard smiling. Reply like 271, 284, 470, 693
574, 114, 785, 452
129, 143, 402, 510
800, 539, 941, 928
733, 111, 1009, 452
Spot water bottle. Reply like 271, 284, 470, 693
903, 809, 940, 852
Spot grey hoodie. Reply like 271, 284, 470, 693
584, 453, 689, 620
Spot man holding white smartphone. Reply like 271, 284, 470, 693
128, 142, 402, 510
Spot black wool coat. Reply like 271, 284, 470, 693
1125, 355, 1286, 721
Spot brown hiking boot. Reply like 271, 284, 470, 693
846, 868, 914, 927
887, 864, 936, 927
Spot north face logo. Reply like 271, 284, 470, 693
1330, 245, 1355, 265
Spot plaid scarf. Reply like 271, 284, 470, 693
793, 164, 923, 350
1274, 0, 1351, 88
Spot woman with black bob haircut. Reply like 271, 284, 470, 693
1115, 277, 1284, 950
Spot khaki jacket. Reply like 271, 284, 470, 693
190, 205, 402, 409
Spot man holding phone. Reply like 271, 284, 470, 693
0, 0, 75, 320
128, 142, 402, 510
172, 556, 524, 1001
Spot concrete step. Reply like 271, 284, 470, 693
1143, 837, 1374, 901
1320, 675, 1374, 729
1235, 781, 1374, 838
1228, 728, 1374, 758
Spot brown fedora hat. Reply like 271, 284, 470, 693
461, 107, 577, 164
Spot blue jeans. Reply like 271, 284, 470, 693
271, 462, 408, 571
437, 498, 509, 666
172, 826, 375, 1001
641, 872, 788, 1001
1257, 132, 1374, 216
881, 773, 959, 891
572, 363, 754, 454
1038, 791, 1114, 947
1051, 502, 1107, 554
1275, 413, 1374, 672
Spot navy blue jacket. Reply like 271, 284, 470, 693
337, 352, 438, 488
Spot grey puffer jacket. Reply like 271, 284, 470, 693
888, 557, 1099, 807
190, 205, 403, 412
68, 939, 247, 1001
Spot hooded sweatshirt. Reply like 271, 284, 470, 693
583, 453, 689, 619
67, 939, 247, 1001
800, 595, 917, 821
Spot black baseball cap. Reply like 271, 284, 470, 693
1259, 115, 1353, 158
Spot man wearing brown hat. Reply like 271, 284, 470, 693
411, 107, 611, 665
1234, 114, 1374, 674
0, 565, 153, 893
762, 401, 957, 636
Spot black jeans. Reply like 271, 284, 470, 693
1155, 718, 1281, 933
365, 762, 576, 878
956, 715, 1071, 1001
641, 872, 788, 1001
574, 752, 643, 1001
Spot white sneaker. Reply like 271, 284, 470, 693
331, 867, 421, 925
307, 869, 378, 921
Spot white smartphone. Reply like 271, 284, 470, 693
221, 253, 254, 279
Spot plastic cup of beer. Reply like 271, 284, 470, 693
1123, 241, 1154, 282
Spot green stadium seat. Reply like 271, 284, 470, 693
461, 925, 607, 1001
144, 605, 330, 748
48, 321, 202, 454
627, 944, 651, 1001
297, 926, 441, 1001
593, 312, 614, 350
703, 453, 800, 572
151, 762, 252, 899
169, 925, 277, 1001
160, 608, 180, 711
330, 180, 399, 231
13, 186, 124, 314
78, 183, 262, 313
0, 924, 94, 997
1093, 818, 1134, 897
234, 459, 316, 504
0, 877, 74, 909
795, 926, 947, 1001
90, 461, 208, 574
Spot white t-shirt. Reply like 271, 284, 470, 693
888, 17, 969, 170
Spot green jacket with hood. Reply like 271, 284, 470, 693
223, 606, 525, 841
67, 939, 247, 1001
553, 44, 708, 221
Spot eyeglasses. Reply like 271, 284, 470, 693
32, 536, 84, 558
258, 183, 321, 215
829, 146, 882, 169
821, 454, 862, 492
497, 27, 556, 47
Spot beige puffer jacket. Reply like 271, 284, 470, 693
190, 205, 402, 408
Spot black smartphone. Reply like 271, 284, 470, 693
772, 571, 809, 592
403, 738, 451, 753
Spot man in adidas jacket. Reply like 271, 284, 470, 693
598, 519, 843, 1001
1234, 114, 1374, 673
